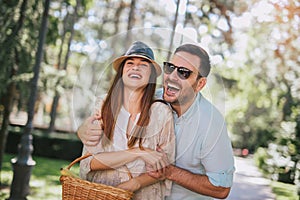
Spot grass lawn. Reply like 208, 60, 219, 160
0, 153, 79, 200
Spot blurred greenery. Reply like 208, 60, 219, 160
221, 0, 300, 187
0, 0, 299, 198
0, 153, 79, 200
271, 181, 299, 200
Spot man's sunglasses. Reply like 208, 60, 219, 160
163, 62, 201, 80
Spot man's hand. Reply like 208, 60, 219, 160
77, 116, 102, 146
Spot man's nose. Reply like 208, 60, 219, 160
167, 68, 179, 80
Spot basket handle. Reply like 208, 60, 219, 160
66, 153, 93, 170
66, 153, 133, 179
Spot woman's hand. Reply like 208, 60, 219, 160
146, 146, 171, 180
132, 147, 168, 172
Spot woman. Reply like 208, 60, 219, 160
79, 41, 175, 200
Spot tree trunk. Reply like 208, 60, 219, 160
48, 93, 60, 133
8, 0, 50, 198
47, 0, 79, 133
0, 0, 28, 183
0, 74, 16, 185
126, 0, 136, 48
167, 0, 180, 61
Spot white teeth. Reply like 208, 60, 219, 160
167, 83, 180, 90
129, 74, 141, 79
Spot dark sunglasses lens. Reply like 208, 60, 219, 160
163, 63, 174, 74
177, 68, 192, 79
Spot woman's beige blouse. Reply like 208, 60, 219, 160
80, 100, 175, 200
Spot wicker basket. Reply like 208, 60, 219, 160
60, 153, 134, 200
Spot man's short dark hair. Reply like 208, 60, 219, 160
174, 44, 211, 77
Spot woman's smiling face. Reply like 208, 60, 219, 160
122, 57, 152, 90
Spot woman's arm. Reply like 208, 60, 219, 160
90, 148, 165, 171
90, 149, 136, 170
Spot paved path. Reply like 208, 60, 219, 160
226, 156, 276, 200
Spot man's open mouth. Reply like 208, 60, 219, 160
166, 83, 180, 94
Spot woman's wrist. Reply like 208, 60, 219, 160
126, 148, 141, 160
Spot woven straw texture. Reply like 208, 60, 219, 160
60, 154, 133, 200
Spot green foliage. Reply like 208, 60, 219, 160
39, 65, 76, 97
271, 181, 299, 200
253, 147, 269, 174
0, 153, 79, 199
0, 0, 42, 97
223, 0, 300, 188
224, 0, 300, 151
1, 1, 299, 197
46, 16, 59, 45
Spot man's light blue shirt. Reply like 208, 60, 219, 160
156, 89, 235, 200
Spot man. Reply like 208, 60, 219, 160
78, 43, 235, 199
149, 44, 234, 199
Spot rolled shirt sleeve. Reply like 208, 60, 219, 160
207, 166, 235, 187
199, 101, 235, 188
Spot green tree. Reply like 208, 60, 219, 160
47, 0, 84, 133
8, 0, 50, 198
0, 0, 43, 183
222, 0, 299, 186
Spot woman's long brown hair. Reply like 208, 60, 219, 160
101, 59, 157, 148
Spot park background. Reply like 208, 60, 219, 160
0, 0, 299, 199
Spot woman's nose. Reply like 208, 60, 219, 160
132, 64, 140, 70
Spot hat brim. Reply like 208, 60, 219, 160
112, 54, 162, 76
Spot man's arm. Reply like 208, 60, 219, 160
147, 147, 232, 199
163, 165, 230, 199
117, 173, 159, 192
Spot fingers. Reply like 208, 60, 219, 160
85, 128, 102, 146
156, 146, 170, 168
148, 170, 163, 179
156, 145, 162, 152
147, 164, 166, 180
141, 146, 170, 181
147, 151, 162, 170
147, 158, 170, 181
141, 149, 168, 171
87, 115, 102, 131
79, 116, 103, 146
87, 115, 99, 123
84, 134, 101, 146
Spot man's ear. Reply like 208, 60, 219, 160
196, 77, 207, 92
